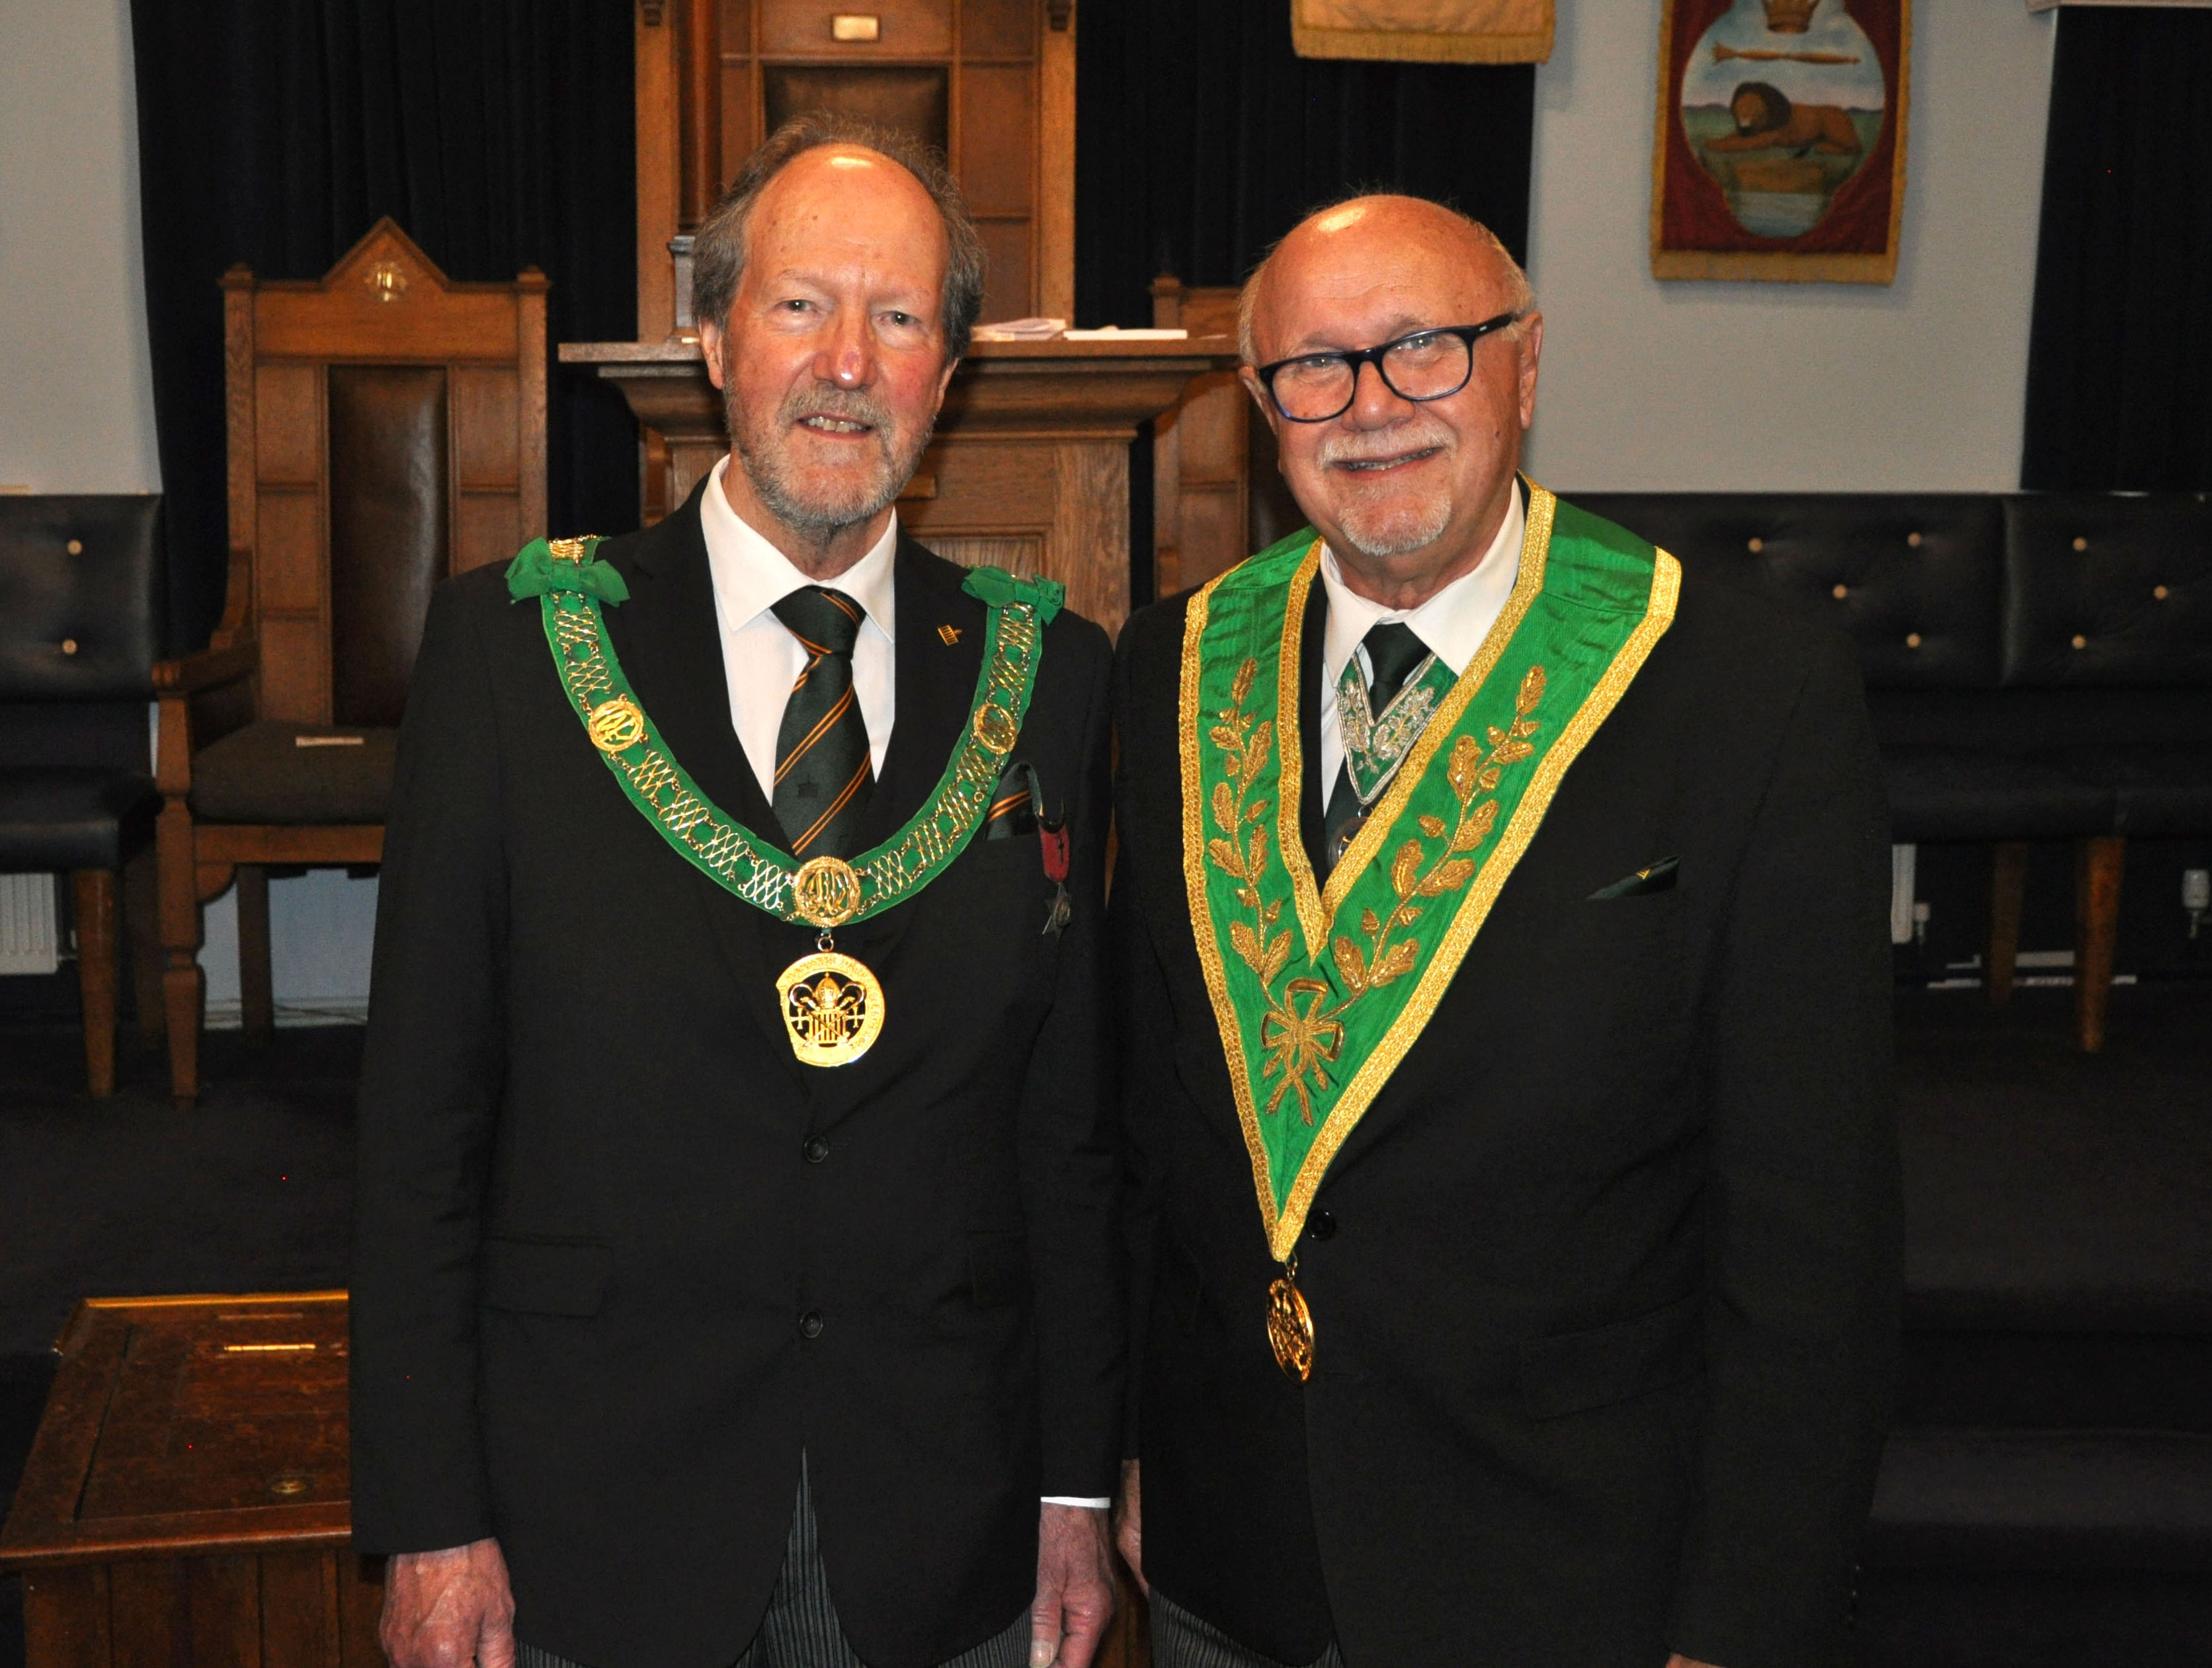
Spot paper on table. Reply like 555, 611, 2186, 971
971, 317, 1067, 340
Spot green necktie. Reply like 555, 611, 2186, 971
1321, 621, 1433, 875
771, 586, 874, 859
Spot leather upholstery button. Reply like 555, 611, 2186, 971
1905, 632, 1922, 649
1747, 536, 1764, 553
799, 1310, 824, 1339
65, 539, 82, 555
2072, 536, 2089, 551
60, 639, 77, 655
1832, 583, 1849, 600
803, 1135, 829, 1164
1907, 532, 1923, 548
2071, 634, 2087, 649
1308, 1209, 1337, 1241
2155, 584, 2170, 601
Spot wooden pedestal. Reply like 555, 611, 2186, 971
1, 1294, 382, 1668
560, 336, 1239, 639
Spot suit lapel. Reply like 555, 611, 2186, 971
856, 535, 986, 848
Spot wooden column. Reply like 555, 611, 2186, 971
2075, 835, 2125, 1053
70, 871, 119, 1097
561, 337, 1239, 639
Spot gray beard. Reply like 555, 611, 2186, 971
724, 382, 932, 537
1333, 493, 1455, 561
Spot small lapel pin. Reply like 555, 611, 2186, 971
938, 624, 962, 645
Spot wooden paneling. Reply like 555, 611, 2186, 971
187, 1556, 263, 1668
253, 367, 321, 486
257, 617, 327, 724
960, 0, 1034, 57
720, 59, 759, 177
253, 494, 323, 618
456, 493, 522, 575
1150, 280, 1254, 596
452, 368, 521, 490
104, 1564, 183, 1668
922, 533, 1044, 571
659, 0, 1065, 335
975, 219, 1032, 329
958, 66, 1034, 213
255, 293, 518, 364
760, 0, 954, 55
22, 1568, 108, 1668
257, 1552, 339, 1668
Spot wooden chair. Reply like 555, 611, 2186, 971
1147, 274, 1303, 600
154, 219, 547, 1104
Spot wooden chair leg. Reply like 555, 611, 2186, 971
1987, 841, 2029, 1009
70, 870, 120, 1097
2075, 836, 2125, 1053
124, 844, 163, 1046
157, 799, 204, 1105
236, 865, 274, 1042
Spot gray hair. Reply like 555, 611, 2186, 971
692, 112, 987, 360
1236, 195, 1536, 364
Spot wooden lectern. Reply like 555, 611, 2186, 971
598, 0, 1237, 633
1, 1294, 384, 1668
563, 335, 1237, 636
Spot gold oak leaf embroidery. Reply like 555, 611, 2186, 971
1205, 656, 1547, 1125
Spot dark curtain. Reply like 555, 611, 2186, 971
1075, 0, 1535, 329
130, 2, 638, 655
2021, 7, 2212, 491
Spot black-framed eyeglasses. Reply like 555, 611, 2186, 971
1253, 311, 1523, 424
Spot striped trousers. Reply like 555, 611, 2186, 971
515, 1458, 1029, 1668
1148, 1592, 1344, 1668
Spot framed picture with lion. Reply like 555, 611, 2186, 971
1651, 0, 1910, 282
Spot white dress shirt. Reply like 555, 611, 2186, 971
700, 455, 899, 801
1316, 485, 1526, 799
698, 455, 1109, 1511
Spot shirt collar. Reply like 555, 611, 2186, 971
1319, 483, 1525, 682
700, 454, 899, 644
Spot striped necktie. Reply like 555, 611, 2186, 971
771, 586, 873, 859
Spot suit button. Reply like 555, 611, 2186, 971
798, 1310, 824, 1339
803, 1136, 829, 1164
1307, 1209, 1336, 1242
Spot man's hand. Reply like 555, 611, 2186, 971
1030, 1503, 1116, 1668
1112, 1458, 1146, 1596
1666, 1657, 1723, 1667
382, 1538, 517, 1668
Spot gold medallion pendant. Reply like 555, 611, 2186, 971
1266, 1258, 1315, 1381
775, 939, 885, 1068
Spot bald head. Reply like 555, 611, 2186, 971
1239, 196, 1533, 366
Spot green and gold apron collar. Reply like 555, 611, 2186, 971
1178, 486, 1680, 1279
509, 534, 1062, 1066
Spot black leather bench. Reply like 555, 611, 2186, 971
1574, 491, 2212, 1051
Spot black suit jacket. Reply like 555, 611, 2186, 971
1111, 525, 1901, 1668
350, 485, 1120, 1668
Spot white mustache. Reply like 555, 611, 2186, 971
1314, 421, 1452, 469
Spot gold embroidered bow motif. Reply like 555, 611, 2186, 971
1206, 656, 1547, 1124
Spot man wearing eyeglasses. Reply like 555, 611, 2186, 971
1107, 194, 1899, 1667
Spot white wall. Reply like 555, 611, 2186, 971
0, 0, 161, 493
1524, 0, 2058, 491
0, 1, 378, 1014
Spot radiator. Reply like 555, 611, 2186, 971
0, 873, 61, 974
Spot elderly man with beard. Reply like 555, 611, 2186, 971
351, 116, 1121, 1668
1108, 194, 1899, 1667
